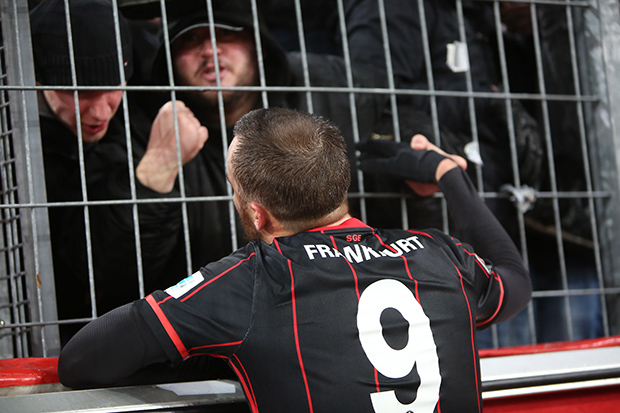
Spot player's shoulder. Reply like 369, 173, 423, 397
162, 243, 261, 300
375, 226, 454, 244
382, 227, 470, 262
198, 242, 261, 274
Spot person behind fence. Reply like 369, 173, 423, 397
348, 0, 544, 226
30, 0, 214, 346
90, 0, 436, 296
30, 0, 136, 342
255, 0, 342, 55
344, 0, 544, 348
123, 0, 391, 198
500, 2, 604, 343
58, 108, 532, 412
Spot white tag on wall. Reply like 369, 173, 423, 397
464, 141, 484, 166
446, 41, 470, 73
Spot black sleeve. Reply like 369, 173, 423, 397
58, 303, 236, 390
58, 303, 168, 389
438, 167, 532, 322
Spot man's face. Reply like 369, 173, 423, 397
227, 137, 261, 241
42, 88, 123, 142
172, 27, 258, 106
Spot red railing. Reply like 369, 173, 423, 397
0, 357, 59, 388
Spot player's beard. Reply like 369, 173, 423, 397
239, 203, 261, 241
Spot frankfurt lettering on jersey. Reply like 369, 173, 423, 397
303, 235, 424, 263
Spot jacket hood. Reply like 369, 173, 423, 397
149, 0, 290, 92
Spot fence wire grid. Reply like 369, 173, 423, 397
0, 0, 620, 358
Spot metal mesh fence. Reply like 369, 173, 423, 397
0, 0, 619, 358
0, 11, 35, 358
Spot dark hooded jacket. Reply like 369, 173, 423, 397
31, 0, 143, 343
104, 0, 407, 264
91, 1, 298, 291
344, 0, 544, 238
123, 0, 430, 223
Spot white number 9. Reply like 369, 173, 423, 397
357, 279, 441, 413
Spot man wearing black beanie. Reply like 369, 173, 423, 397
31, 0, 133, 142
30, 0, 212, 345
30, 0, 155, 344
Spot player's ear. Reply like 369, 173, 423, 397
249, 202, 271, 232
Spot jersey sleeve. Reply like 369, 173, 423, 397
135, 244, 258, 364
444, 236, 508, 328
437, 167, 532, 327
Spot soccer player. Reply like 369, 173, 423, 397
58, 108, 531, 413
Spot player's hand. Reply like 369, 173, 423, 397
406, 134, 467, 196
357, 138, 448, 184
137, 100, 208, 193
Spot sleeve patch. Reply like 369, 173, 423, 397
165, 271, 205, 299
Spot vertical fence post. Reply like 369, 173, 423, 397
1, 0, 60, 356
583, 0, 620, 335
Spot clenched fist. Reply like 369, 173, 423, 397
137, 100, 208, 193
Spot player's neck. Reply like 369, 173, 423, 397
318, 203, 351, 226
261, 205, 351, 244
320, 212, 353, 229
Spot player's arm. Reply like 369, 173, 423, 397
58, 301, 231, 389
59, 248, 256, 389
58, 303, 169, 389
412, 135, 531, 321
357, 135, 532, 322
438, 166, 531, 322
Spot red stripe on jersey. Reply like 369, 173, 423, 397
288, 259, 314, 413
454, 264, 482, 413
461, 250, 506, 327
474, 259, 491, 279
400, 256, 414, 281
370, 234, 393, 391
274, 239, 283, 254
331, 235, 379, 391
406, 229, 434, 239
372, 233, 397, 253
330, 235, 360, 300
226, 355, 259, 413
401, 256, 420, 302
462, 248, 491, 279
189, 340, 243, 352
373, 233, 419, 300
232, 354, 258, 411
158, 295, 174, 305
476, 272, 505, 328
181, 253, 256, 302
145, 294, 189, 360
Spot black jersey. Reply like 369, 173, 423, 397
136, 217, 504, 413
58, 168, 529, 412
